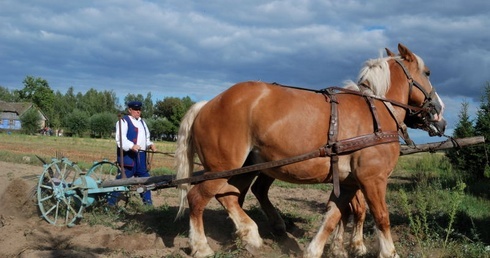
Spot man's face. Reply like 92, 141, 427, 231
129, 108, 141, 119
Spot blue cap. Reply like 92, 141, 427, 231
127, 101, 142, 110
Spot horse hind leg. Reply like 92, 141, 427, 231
187, 177, 264, 257
186, 181, 219, 257
214, 181, 264, 255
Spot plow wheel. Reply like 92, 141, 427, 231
37, 158, 86, 227
85, 160, 127, 206
86, 160, 120, 183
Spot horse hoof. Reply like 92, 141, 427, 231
350, 244, 367, 257
191, 246, 214, 258
331, 248, 348, 258
244, 237, 264, 256
272, 225, 287, 237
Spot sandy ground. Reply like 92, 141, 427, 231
0, 161, 353, 258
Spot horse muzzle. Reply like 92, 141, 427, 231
427, 118, 446, 137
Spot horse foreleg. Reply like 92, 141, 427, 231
330, 217, 348, 258
349, 189, 367, 257
361, 178, 399, 258
215, 181, 263, 255
228, 171, 259, 207
251, 173, 287, 236
331, 188, 367, 258
305, 188, 356, 258
233, 172, 287, 236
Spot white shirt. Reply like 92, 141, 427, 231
115, 116, 153, 151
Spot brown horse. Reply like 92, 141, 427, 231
175, 43, 446, 258
231, 47, 429, 257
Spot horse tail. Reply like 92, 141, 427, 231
175, 100, 208, 219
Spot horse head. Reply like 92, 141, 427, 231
388, 44, 447, 137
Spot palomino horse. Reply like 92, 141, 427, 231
175, 44, 446, 258
232, 47, 441, 257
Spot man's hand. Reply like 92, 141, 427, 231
149, 144, 157, 151
131, 144, 141, 152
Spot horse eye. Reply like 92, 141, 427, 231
425, 70, 431, 77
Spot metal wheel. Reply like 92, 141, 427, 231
37, 158, 85, 227
86, 160, 124, 206
86, 160, 120, 183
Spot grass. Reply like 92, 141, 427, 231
2, 132, 490, 257
0, 132, 177, 171
391, 153, 490, 257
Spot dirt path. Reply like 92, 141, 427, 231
0, 161, 354, 257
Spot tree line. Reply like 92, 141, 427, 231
446, 82, 490, 180
3, 76, 490, 179
0, 76, 195, 140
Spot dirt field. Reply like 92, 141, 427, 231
0, 161, 371, 258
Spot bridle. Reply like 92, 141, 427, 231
392, 58, 444, 137
393, 58, 442, 120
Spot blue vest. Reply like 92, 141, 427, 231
117, 115, 147, 168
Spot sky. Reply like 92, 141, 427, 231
1, 0, 489, 143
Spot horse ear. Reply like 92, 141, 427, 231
385, 48, 395, 57
398, 43, 415, 62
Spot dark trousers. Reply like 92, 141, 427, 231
108, 152, 152, 205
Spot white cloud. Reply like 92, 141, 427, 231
0, 0, 488, 134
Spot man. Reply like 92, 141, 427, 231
108, 101, 156, 206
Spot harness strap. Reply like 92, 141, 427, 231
365, 96, 382, 133
330, 131, 399, 154
325, 89, 341, 197
383, 101, 415, 146
323, 88, 402, 197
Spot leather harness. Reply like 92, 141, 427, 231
164, 86, 407, 196
134, 60, 437, 196
320, 87, 400, 197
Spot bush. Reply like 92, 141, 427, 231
90, 112, 118, 138
64, 109, 90, 137
20, 108, 41, 135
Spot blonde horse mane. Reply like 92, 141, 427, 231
343, 56, 391, 97
344, 52, 425, 98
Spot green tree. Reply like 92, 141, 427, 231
146, 117, 174, 141
76, 88, 118, 116
20, 108, 42, 135
0, 86, 15, 101
90, 112, 118, 138
64, 109, 90, 137
446, 101, 480, 179
473, 82, 490, 178
124, 93, 144, 105
154, 97, 180, 119
16, 76, 56, 127
143, 92, 154, 118
154, 96, 195, 137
